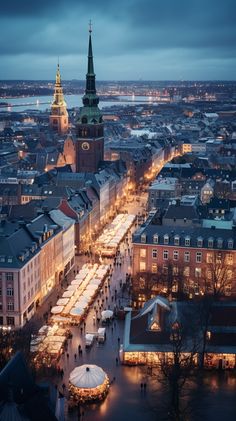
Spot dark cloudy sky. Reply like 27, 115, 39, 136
0, 0, 235, 80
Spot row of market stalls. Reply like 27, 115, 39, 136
30, 324, 71, 367
95, 213, 136, 257
50, 263, 109, 323
30, 263, 109, 367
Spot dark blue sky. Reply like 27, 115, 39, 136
0, 0, 235, 80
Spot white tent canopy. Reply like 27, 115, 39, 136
69, 364, 107, 389
101, 310, 113, 320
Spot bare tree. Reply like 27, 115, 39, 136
158, 312, 199, 420
202, 251, 233, 298
132, 271, 159, 307
158, 260, 187, 300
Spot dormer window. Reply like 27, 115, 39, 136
197, 237, 203, 247
141, 233, 146, 244
174, 235, 180, 246
150, 320, 161, 331
185, 236, 190, 246
228, 239, 233, 249
164, 234, 169, 245
153, 234, 159, 244
208, 237, 214, 248
217, 238, 223, 249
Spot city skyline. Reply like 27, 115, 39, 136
0, 0, 235, 81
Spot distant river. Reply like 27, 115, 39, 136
0, 95, 156, 113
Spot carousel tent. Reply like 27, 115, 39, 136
69, 364, 109, 402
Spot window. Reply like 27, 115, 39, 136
183, 267, 190, 277
6, 273, 13, 281
139, 277, 145, 289
140, 261, 146, 272
227, 253, 233, 265
141, 234, 146, 244
163, 250, 169, 260
0, 302, 2, 311
206, 253, 213, 263
173, 250, 179, 261
185, 237, 190, 247
7, 316, 15, 326
195, 268, 201, 278
0, 285, 1, 296
152, 263, 157, 273
164, 234, 169, 245
153, 234, 159, 244
217, 238, 223, 248
227, 270, 233, 280
163, 265, 168, 275
208, 238, 214, 248
174, 235, 180, 246
184, 251, 190, 262
7, 301, 14, 311
0, 273, 2, 281
152, 249, 157, 259
196, 252, 202, 263
173, 266, 179, 275
6, 286, 14, 297
228, 239, 233, 249
140, 249, 146, 258
197, 237, 203, 248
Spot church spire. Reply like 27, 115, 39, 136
56, 60, 61, 85
86, 21, 96, 95
49, 61, 68, 134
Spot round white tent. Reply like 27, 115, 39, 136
69, 364, 109, 402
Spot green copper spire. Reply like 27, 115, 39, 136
85, 21, 96, 95
77, 23, 102, 125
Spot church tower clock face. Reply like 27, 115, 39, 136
81, 142, 90, 150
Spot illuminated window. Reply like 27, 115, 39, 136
183, 267, 190, 277
195, 268, 201, 278
206, 253, 213, 263
140, 248, 146, 258
152, 263, 157, 273
227, 253, 233, 265
140, 261, 146, 272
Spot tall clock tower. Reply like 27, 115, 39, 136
49, 63, 68, 134
75, 26, 104, 173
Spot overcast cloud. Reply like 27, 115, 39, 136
0, 0, 235, 80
